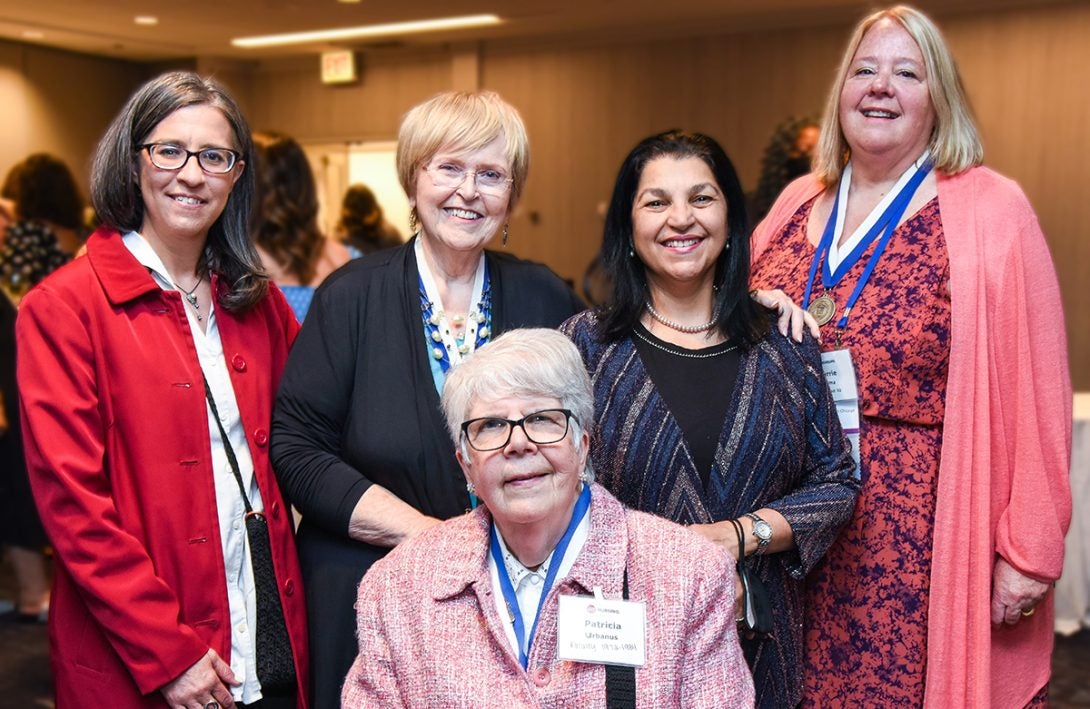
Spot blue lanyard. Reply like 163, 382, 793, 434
803, 160, 932, 329
489, 484, 592, 669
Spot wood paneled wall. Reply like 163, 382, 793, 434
0, 1, 1085, 385
242, 4, 1090, 388
0, 41, 145, 194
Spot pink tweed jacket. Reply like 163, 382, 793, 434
342, 483, 755, 708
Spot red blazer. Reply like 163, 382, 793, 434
16, 229, 308, 707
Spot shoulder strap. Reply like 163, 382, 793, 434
605, 566, 635, 708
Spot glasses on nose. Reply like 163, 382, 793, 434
461, 408, 574, 452
140, 143, 240, 174
425, 161, 513, 196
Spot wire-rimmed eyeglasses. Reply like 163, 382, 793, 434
140, 143, 241, 174
461, 408, 574, 452
425, 161, 513, 196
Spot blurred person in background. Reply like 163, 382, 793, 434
335, 183, 401, 256
749, 116, 820, 225
0, 152, 86, 624
252, 131, 352, 322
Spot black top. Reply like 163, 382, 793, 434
270, 238, 584, 707
631, 323, 740, 488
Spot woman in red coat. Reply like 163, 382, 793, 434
16, 72, 308, 709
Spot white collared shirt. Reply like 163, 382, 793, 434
488, 510, 590, 659
122, 232, 264, 704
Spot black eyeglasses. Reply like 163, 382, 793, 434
140, 143, 240, 174
461, 408, 575, 452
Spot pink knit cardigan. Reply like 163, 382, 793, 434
751, 166, 1072, 708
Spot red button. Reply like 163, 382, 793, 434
232, 355, 247, 372
253, 429, 269, 446
284, 579, 294, 596
532, 668, 550, 687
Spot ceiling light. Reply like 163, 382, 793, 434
22, 30, 44, 39
134, 16, 159, 26
232, 14, 501, 48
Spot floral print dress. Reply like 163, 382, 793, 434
751, 197, 951, 706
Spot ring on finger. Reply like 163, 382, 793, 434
204, 702, 220, 709
1021, 606, 1036, 617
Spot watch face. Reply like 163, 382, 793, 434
753, 520, 773, 541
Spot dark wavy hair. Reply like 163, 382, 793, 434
2, 154, 84, 230
251, 131, 324, 284
597, 129, 770, 347
751, 115, 819, 223
337, 183, 400, 255
90, 71, 266, 311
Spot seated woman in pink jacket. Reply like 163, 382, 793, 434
749, 5, 1071, 707
342, 329, 755, 708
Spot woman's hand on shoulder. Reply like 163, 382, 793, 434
990, 557, 1050, 626
750, 288, 820, 343
160, 649, 239, 709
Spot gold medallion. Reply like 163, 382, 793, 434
807, 294, 836, 327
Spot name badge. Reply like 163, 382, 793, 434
821, 349, 861, 477
556, 593, 646, 667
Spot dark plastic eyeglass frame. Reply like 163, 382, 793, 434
139, 143, 241, 174
460, 408, 575, 452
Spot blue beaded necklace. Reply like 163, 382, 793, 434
416, 241, 493, 373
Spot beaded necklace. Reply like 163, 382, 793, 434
416, 238, 492, 373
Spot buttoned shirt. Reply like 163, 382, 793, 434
122, 232, 263, 704
488, 510, 590, 658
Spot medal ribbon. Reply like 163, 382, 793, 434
490, 483, 592, 669
804, 156, 932, 328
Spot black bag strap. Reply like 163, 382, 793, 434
605, 566, 636, 709
201, 375, 255, 514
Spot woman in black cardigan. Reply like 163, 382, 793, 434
271, 90, 582, 706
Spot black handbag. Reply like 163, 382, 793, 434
728, 518, 773, 637
203, 377, 297, 692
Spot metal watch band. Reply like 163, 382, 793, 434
744, 512, 772, 554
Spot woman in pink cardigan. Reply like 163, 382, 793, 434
750, 6, 1071, 707
341, 329, 755, 708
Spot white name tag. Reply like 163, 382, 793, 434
821, 348, 862, 476
556, 594, 646, 667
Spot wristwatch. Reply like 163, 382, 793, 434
744, 512, 773, 555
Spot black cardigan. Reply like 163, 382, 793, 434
270, 239, 583, 706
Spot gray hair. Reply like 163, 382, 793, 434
441, 328, 594, 451
91, 71, 267, 311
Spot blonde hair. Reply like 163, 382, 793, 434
814, 5, 983, 185
396, 91, 530, 205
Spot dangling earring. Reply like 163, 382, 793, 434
628, 241, 636, 258
409, 207, 418, 233
502, 223, 509, 247
466, 481, 476, 496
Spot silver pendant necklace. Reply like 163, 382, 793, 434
174, 274, 204, 322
